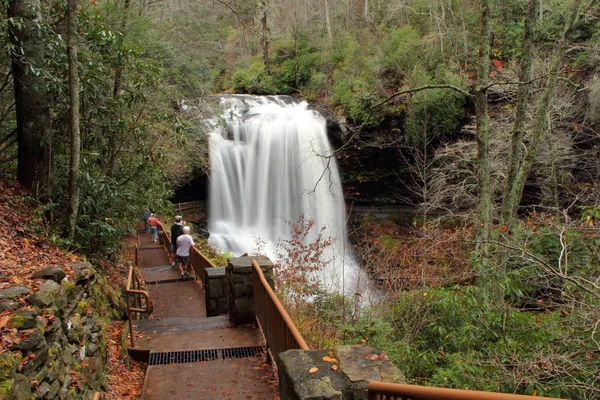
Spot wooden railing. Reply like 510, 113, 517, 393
367, 381, 560, 400
174, 200, 204, 212
156, 221, 215, 285
126, 245, 151, 347
252, 259, 309, 358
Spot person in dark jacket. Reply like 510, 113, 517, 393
170, 216, 184, 267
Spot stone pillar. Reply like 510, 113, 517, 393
205, 267, 227, 317
226, 256, 274, 325
277, 345, 406, 400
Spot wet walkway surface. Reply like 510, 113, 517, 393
135, 227, 279, 399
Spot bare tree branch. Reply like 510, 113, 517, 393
371, 84, 473, 110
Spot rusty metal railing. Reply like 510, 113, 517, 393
252, 259, 309, 358
126, 245, 151, 348
189, 246, 215, 286
156, 221, 171, 251
367, 381, 560, 400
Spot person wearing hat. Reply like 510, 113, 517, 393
170, 216, 185, 267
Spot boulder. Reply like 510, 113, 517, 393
10, 374, 32, 400
39, 280, 61, 293
8, 310, 39, 330
10, 328, 45, 351
0, 285, 30, 300
32, 266, 66, 283
29, 290, 55, 308
0, 300, 20, 311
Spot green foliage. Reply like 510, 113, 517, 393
330, 34, 383, 124
195, 238, 234, 266
379, 25, 422, 78
231, 60, 291, 94
271, 36, 320, 89
405, 66, 466, 145
87, 269, 126, 321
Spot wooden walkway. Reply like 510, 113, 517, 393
135, 228, 278, 399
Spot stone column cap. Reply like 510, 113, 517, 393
205, 266, 226, 278
227, 256, 273, 273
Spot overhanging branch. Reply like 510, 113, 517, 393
371, 84, 473, 110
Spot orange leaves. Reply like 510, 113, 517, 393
308, 367, 318, 374
104, 321, 146, 399
0, 314, 9, 329
322, 354, 340, 371
322, 355, 337, 363
364, 352, 385, 361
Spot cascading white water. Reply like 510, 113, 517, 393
208, 95, 365, 293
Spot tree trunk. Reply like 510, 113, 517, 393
501, 0, 538, 226
67, 0, 81, 240
105, 0, 132, 176
503, 0, 582, 224
113, 0, 131, 97
260, 0, 269, 75
8, 0, 52, 196
475, 0, 491, 247
324, 0, 333, 44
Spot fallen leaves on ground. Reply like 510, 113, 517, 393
309, 367, 318, 374
104, 321, 146, 399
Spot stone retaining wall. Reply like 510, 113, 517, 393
0, 264, 111, 399
205, 266, 227, 317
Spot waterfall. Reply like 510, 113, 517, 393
208, 95, 365, 293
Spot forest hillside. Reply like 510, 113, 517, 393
0, 0, 599, 398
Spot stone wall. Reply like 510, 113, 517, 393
226, 256, 274, 325
0, 264, 111, 400
277, 345, 406, 400
205, 267, 227, 317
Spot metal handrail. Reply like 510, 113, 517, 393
189, 246, 215, 285
367, 381, 561, 400
252, 259, 309, 358
125, 245, 151, 347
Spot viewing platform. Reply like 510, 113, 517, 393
130, 226, 278, 399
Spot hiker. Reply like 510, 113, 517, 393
176, 225, 195, 279
147, 213, 159, 242
170, 216, 185, 267
142, 211, 150, 233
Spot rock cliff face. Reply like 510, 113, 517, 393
326, 114, 418, 208
0, 263, 114, 400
